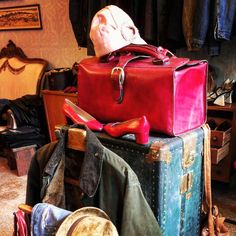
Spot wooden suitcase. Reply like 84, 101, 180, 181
96, 127, 204, 236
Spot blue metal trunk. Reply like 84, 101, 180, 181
97, 127, 204, 236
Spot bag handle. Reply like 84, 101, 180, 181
108, 44, 176, 103
202, 124, 214, 235
202, 125, 229, 236
115, 44, 176, 65
109, 47, 176, 103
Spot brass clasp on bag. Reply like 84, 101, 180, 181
111, 66, 125, 103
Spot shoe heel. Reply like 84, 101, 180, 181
225, 91, 233, 104
135, 132, 149, 145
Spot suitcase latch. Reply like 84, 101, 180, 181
182, 150, 195, 169
180, 132, 197, 169
180, 172, 193, 197
145, 141, 171, 164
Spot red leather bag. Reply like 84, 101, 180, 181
78, 44, 208, 136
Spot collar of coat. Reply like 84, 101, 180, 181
43, 124, 104, 198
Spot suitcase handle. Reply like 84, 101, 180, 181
109, 47, 189, 103
115, 44, 176, 65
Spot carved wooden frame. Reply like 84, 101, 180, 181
0, 40, 48, 97
0, 40, 26, 58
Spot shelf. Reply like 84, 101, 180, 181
207, 103, 236, 183
208, 103, 236, 112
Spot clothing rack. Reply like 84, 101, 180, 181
66, 127, 86, 151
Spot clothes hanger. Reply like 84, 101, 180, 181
65, 126, 87, 187
18, 203, 32, 214
55, 125, 86, 152
67, 127, 86, 152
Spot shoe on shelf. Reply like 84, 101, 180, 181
207, 78, 236, 106
63, 98, 103, 131
207, 87, 233, 106
213, 92, 226, 106
222, 78, 235, 91
103, 115, 150, 145
225, 90, 233, 104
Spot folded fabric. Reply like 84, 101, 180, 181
0, 126, 46, 148
31, 203, 71, 236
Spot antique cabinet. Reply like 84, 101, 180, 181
208, 103, 236, 182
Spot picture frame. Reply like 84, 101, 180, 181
0, 4, 42, 31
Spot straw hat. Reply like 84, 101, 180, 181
56, 207, 119, 236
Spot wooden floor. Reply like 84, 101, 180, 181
212, 180, 236, 235
0, 157, 27, 235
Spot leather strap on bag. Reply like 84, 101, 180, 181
110, 54, 149, 103
108, 44, 190, 104
203, 124, 214, 235
202, 124, 229, 236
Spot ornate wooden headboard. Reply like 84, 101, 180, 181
0, 40, 47, 100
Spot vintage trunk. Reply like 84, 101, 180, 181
96, 127, 204, 236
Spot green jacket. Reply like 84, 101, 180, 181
26, 125, 162, 236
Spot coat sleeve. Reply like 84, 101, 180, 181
26, 142, 57, 207
120, 174, 163, 236
26, 150, 41, 206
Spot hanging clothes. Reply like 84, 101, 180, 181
0, 95, 46, 129
183, 0, 236, 55
69, 0, 186, 54
26, 125, 162, 236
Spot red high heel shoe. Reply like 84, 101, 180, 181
103, 116, 150, 145
63, 99, 103, 131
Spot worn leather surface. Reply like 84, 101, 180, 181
96, 127, 204, 236
78, 45, 207, 136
